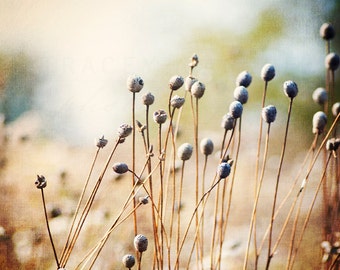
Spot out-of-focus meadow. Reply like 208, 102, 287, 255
0, 0, 339, 269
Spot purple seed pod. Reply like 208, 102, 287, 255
184, 76, 198, 92
262, 105, 277, 124
153, 109, 167, 124
142, 92, 155, 106
325, 52, 340, 71
312, 87, 328, 105
169, 75, 184, 90
35, 175, 47, 189
229, 101, 243, 119
134, 234, 148, 253
117, 124, 133, 138
283, 80, 298, 99
236, 70, 252, 87
95, 135, 108, 148
127, 75, 144, 93
122, 254, 135, 268
221, 113, 235, 130
332, 102, 340, 117
261, 64, 275, 82
312, 111, 327, 134
233, 86, 249, 104
200, 138, 214, 156
191, 81, 205, 99
320, 22, 335, 40
177, 143, 193, 161
217, 162, 231, 179
113, 162, 129, 174
170, 95, 185, 109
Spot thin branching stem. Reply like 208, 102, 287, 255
132, 92, 138, 236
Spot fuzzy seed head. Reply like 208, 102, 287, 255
171, 95, 185, 109
142, 92, 155, 106
184, 76, 198, 92
191, 81, 205, 99
262, 105, 277, 124
169, 75, 184, 90
35, 175, 47, 189
312, 87, 328, 105
332, 102, 340, 117
200, 138, 214, 156
283, 80, 298, 99
122, 254, 135, 268
177, 143, 193, 161
234, 86, 249, 104
313, 111, 327, 134
221, 113, 235, 130
153, 109, 167, 124
127, 75, 144, 93
325, 52, 340, 71
217, 162, 231, 179
236, 70, 252, 87
112, 162, 129, 174
95, 136, 108, 148
117, 124, 133, 138
320, 23, 335, 40
261, 63, 275, 82
229, 101, 243, 119
134, 234, 148, 253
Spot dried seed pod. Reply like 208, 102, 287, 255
236, 70, 252, 87
142, 92, 155, 106
122, 254, 136, 268
184, 76, 198, 92
169, 75, 184, 90
153, 109, 167, 124
170, 95, 185, 109
139, 196, 149, 205
112, 162, 129, 174
283, 80, 298, 99
312, 111, 327, 134
127, 75, 144, 93
117, 124, 133, 138
217, 162, 231, 179
312, 87, 328, 105
95, 135, 108, 148
35, 175, 47, 189
177, 143, 193, 161
191, 81, 205, 99
320, 23, 335, 40
229, 101, 243, 119
325, 52, 340, 71
233, 86, 249, 104
134, 234, 148, 253
262, 105, 277, 124
221, 113, 235, 130
332, 102, 340, 116
326, 138, 340, 151
200, 138, 214, 156
189, 54, 199, 67
261, 63, 275, 82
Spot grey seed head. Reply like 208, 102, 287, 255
312, 111, 327, 134
134, 234, 148, 253
217, 162, 231, 179
283, 80, 298, 99
312, 87, 328, 105
332, 102, 340, 117
153, 109, 167, 124
325, 52, 340, 71
236, 70, 252, 87
261, 63, 275, 82
233, 86, 249, 104
122, 254, 135, 268
229, 101, 243, 119
142, 92, 155, 106
221, 113, 235, 130
191, 81, 205, 99
177, 143, 193, 161
262, 105, 277, 124
169, 75, 184, 90
139, 196, 149, 205
35, 175, 47, 189
117, 124, 133, 138
189, 53, 199, 67
170, 95, 185, 109
320, 23, 335, 40
200, 138, 214, 156
95, 135, 108, 148
127, 75, 144, 93
184, 76, 198, 92
112, 162, 129, 174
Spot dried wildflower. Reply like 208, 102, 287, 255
127, 75, 144, 93
325, 52, 340, 71
153, 109, 167, 124
35, 175, 47, 189
112, 162, 129, 174
200, 138, 214, 156
326, 138, 340, 151
312, 111, 327, 134
332, 102, 340, 116
189, 54, 199, 67
217, 162, 231, 179
139, 196, 149, 205
229, 101, 243, 119
262, 105, 277, 124
184, 76, 198, 92
169, 75, 184, 90
170, 95, 185, 109
234, 86, 249, 104
142, 92, 155, 106
283, 80, 298, 99
261, 63, 275, 82
191, 81, 205, 99
177, 143, 193, 161
122, 254, 135, 268
95, 135, 108, 148
135, 120, 146, 132
221, 113, 235, 130
236, 70, 252, 87
312, 87, 328, 105
117, 124, 133, 138
134, 234, 148, 253
320, 23, 335, 40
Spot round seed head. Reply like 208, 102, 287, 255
332, 102, 340, 117
153, 109, 167, 124
117, 124, 133, 138
122, 254, 135, 268
35, 175, 47, 189
229, 101, 243, 119
134, 234, 148, 253
325, 52, 340, 71
312, 87, 328, 105
320, 23, 335, 40
221, 113, 235, 130
283, 80, 298, 99
169, 75, 184, 90
262, 105, 277, 124
95, 135, 108, 148
112, 162, 129, 174
142, 92, 155, 106
236, 70, 252, 87
233, 86, 249, 104
217, 162, 231, 179
189, 54, 199, 67
127, 75, 144, 93
312, 111, 327, 134
184, 76, 198, 92
177, 143, 193, 161
170, 95, 185, 109
261, 63, 275, 82
191, 81, 205, 99
200, 138, 214, 156
139, 196, 149, 205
